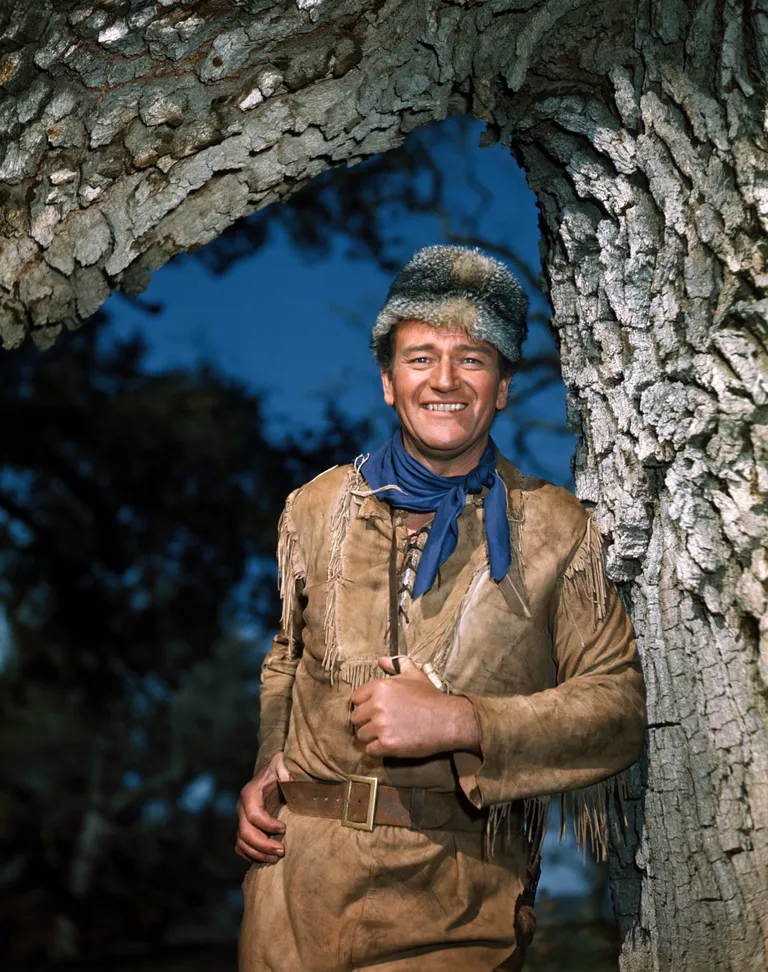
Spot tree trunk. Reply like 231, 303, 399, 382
1, 2, 766, 969
496, 6, 768, 968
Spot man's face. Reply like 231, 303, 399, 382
380, 320, 511, 472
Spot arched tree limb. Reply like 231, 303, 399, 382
1, 3, 767, 970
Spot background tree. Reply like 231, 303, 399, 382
183, 116, 567, 478
0, 108, 592, 970
0, 314, 367, 962
0, 3, 767, 970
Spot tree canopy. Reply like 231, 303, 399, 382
0, 313, 367, 961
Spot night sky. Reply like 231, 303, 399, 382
102, 118, 593, 898
105, 118, 576, 487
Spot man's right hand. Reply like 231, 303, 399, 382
235, 752, 291, 865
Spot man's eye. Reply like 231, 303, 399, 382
409, 357, 431, 364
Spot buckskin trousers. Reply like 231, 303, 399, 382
238, 806, 533, 972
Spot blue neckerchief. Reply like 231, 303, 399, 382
362, 432, 511, 598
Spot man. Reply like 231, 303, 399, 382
237, 245, 645, 971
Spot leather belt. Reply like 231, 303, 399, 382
279, 777, 488, 833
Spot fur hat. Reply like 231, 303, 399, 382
371, 245, 528, 369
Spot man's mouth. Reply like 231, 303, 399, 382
422, 403, 468, 411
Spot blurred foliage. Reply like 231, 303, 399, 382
526, 920, 618, 971
2, 118, 587, 967
0, 315, 367, 963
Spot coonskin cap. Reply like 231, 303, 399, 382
371, 245, 528, 368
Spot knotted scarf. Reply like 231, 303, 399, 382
362, 432, 511, 598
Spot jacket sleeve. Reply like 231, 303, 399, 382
252, 493, 306, 777
454, 516, 646, 808
252, 607, 303, 776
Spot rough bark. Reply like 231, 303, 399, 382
1, 2, 767, 970
495, 7, 768, 970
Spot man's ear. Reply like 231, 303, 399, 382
381, 369, 395, 407
496, 374, 511, 410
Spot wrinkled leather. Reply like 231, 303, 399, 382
240, 454, 646, 972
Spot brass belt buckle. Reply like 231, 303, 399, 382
341, 774, 379, 832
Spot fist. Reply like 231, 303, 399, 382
349, 657, 480, 759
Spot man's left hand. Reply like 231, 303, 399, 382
350, 657, 481, 759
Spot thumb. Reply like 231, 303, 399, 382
274, 752, 292, 783
377, 655, 422, 677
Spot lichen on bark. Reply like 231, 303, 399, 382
1, 2, 767, 970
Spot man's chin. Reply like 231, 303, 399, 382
406, 433, 479, 462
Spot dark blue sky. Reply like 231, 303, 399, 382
101, 118, 592, 896
106, 118, 576, 487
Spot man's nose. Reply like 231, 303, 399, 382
431, 358, 460, 391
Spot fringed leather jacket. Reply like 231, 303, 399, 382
255, 453, 646, 862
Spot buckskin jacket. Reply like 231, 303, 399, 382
239, 453, 646, 972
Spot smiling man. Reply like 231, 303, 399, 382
237, 246, 646, 972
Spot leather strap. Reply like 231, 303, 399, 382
279, 779, 489, 833
388, 507, 399, 657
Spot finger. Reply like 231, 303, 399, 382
378, 654, 410, 675
235, 840, 277, 863
235, 839, 282, 865
350, 681, 374, 706
238, 820, 285, 854
365, 738, 391, 758
236, 838, 282, 864
349, 701, 373, 728
378, 655, 422, 678
354, 721, 379, 744
238, 824, 286, 857
241, 802, 286, 834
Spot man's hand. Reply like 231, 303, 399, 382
350, 657, 481, 759
235, 752, 291, 865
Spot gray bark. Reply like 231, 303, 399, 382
1, 2, 767, 970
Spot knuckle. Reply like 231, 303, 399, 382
378, 734, 394, 754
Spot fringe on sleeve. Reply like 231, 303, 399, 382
558, 514, 609, 641
559, 770, 631, 862
485, 767, 632, 867
486, 515, 633, 866
322, 466, 359, 682
276, 489, 305, 658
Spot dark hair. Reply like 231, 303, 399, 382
372, 324, 517, 379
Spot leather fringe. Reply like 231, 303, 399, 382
322, 467, 359, 682
276, 490, 304, 658
340, 659, 387, 692
504, 480, 531, 617
524, 795, 551, 866
484, 797, 550, 864
484, 767, 630, 866
486, 801, 518, 860
506, 480, 526, 575
559, 515, 608, 645
324, 457, 400, 686
559, 768, 630, 862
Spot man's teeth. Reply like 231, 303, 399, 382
423, 403, 467, 411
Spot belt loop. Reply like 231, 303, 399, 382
409, 787, 425, 830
